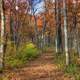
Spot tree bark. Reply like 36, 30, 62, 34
55, 0, 58, 53
63, 0, 69, 65
0, 0, 5, 69
55, 0, 62, 53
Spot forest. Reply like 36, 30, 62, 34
0, 0, 80, 80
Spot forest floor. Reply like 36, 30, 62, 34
2, 48, 74, 80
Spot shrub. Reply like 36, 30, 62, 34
64, 63, 80, 80
5, 42, 39, 68
65, 64, 77, 74
17, 42, 39, 60
6, 57, 24, 68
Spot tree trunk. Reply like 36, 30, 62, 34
63, 0, 69, 65
55, 0, 62, 53
0, 0, 5, 69
34, 15, 39, 47
55, 0, 58, 53
41, 15, 46, 49
72, 0, 77, 52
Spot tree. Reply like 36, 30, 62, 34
0, 0, 5, 69
55, 0, 62, 53
72, 0, 80, 57
63, 0, 69, 65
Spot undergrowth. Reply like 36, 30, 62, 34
54, 50, 80, 80
4, 42, 40, 69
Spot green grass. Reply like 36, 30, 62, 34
64, 63, 80, 80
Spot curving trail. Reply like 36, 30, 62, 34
4, 49, 74, 80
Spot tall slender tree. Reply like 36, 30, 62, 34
72, 0, 77, 51
0, 0, 5, 69
63, 0, 69, 65
55, 0, 62, 53
55, 0, 58, 53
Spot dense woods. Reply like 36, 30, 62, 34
0, 0, 80, 79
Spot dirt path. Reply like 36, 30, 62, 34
3, 49, 74, 80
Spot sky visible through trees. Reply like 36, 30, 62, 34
28, 0, 45, 15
